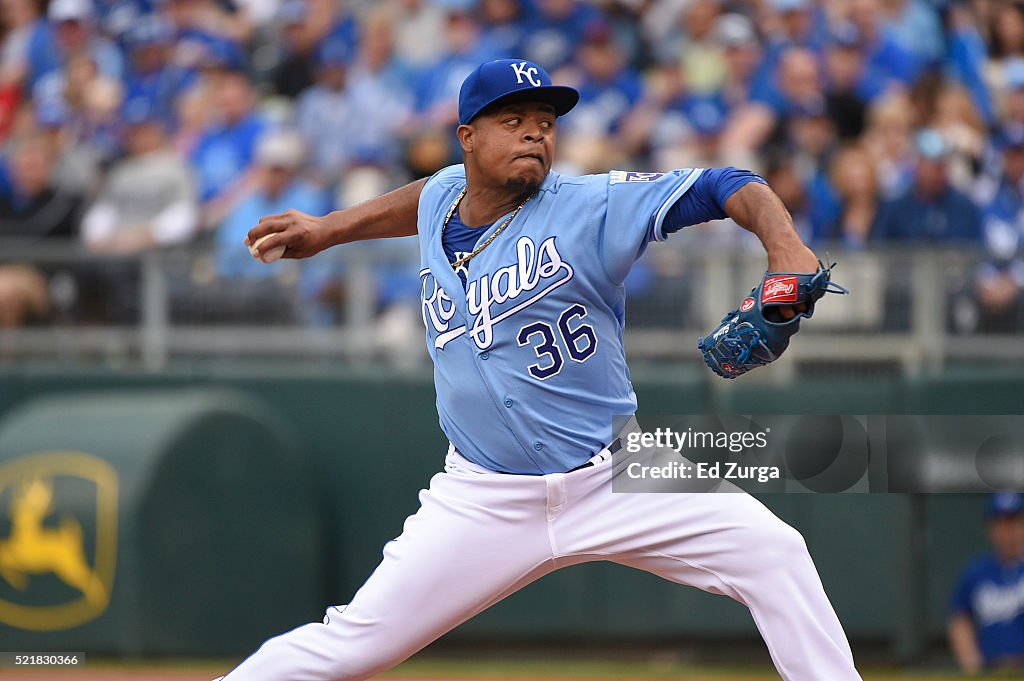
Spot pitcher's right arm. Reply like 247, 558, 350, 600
245, 178, 427, 260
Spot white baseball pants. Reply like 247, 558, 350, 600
220, 442, 862, 681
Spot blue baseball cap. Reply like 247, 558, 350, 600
989, 492, 1024, 519
829, 21, 863, 48
772, 0, 809, 12
916, 128, 949, 160
458, 58, 579, 125
997, 123, 1024, 151
278, 0, 307, 25
316, 37, 351, 67
1007, 58, 1024, 90
126, 14, 174, 48
121, 96, 163, 126
35, 99, 68, 128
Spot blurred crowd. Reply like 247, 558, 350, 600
2, 0, 1024, 333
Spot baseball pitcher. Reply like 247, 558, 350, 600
219, 59, 859, 681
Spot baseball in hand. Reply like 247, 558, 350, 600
248, 234, 287, 263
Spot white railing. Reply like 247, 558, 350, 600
0, 240, 1019, 374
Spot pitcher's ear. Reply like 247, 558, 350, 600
456, 124, 474, 154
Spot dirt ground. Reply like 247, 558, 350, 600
0, 672, 214, 681
0, 672, 1004, 681
0, 675, 786, 681
0, 657, 1016, 681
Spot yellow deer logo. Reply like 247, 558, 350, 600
0, 452, 117, 631
0, 477, 106, 604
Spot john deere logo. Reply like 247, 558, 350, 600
0, 452, 117, 630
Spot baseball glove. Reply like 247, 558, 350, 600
697, 261, 847, 379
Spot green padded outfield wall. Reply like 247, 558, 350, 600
0, 388, 328, 654
0, 364, 1015, 653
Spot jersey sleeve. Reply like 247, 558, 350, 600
660, 167, 766, 238
600, 168, 705, 284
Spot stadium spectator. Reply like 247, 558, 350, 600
234, 0, 284, 33
845, 0, 920, 90
215, 128, 326, 278
763, 154, 812, 244
786, 101, 841, 240
0, 131, 83, 240
519, 0, 602, 71
821, 143, 879, 247
295, 32, 411, 185
0, 0, 44, 139
998, 59, 1024, 133
174, 30, 248, 77
413, 2, 497, 130
639, 12, 759, 169
26, 0, 123, 90
788, 100, 838, 174
972, 126, 1024, 331
479, 0, 529, 58
722, 46, 824, 168
949, 492, 1024, 674
930, 83, 987, 193
885, 0, 945, 69
651, 0, 725, 97
0, 0, 1020, 334
621, 58, 730, 170
986, 1, 1024, 93
0, 262, 46, 328
748, 0, 825, 109
0, 132, 84, 328
822, 23, 875, 140
946, 2, 995, 127
122, 15, 196, 128
313, 0, 360, 63
171, 82, 211, 158
564, 20, 642, 135
189, 68, 268, 228
389, 0, 446, 69
164, 0, 253, 49
294, 38, 357, 184
270, 0, 319, 99
715, 13, 761, 111
873, 129, 983, 243
340, 8, 413, 171
82, 97, 198, 254
212, 128, 328, 323
556, 20, 642, 173
34, 52, 123, 196
862, 91, 918, 199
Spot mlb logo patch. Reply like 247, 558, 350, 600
761, 275, 799, 304
609, 171, 665, 184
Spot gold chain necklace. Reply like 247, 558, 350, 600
442, 187, 531, 271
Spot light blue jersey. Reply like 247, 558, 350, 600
418, 165, 705, 474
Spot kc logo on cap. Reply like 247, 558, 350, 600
510, 61, 542, 87
458, 58, 579, 125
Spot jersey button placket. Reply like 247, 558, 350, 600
480, 352, 489, 360
504, 398, 513, 408
534, 442, 543, 451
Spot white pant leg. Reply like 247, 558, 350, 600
555, 461, 862, 681
222, 451, 558, 681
